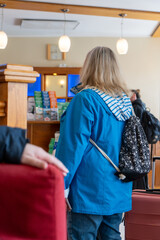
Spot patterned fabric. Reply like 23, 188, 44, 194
90, 87, 132, 121
118, 115, 151, 182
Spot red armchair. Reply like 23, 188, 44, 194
0, 164, 67, 240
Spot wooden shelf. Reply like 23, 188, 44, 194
34, 67, 81, 75
27, 120, 60, 151
27, 120, 60, 124
27, 67, 80, 151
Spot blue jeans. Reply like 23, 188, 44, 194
67, 211, 122, 240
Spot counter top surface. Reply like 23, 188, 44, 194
27, 120, 60, 124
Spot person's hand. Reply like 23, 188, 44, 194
21, 143, 69, 176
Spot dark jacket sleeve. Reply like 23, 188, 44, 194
133, 104, 144, 121
132, 99, 145, 122
0, 126, 28, 164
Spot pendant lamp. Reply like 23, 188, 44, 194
0, 4, 8, 49
116, 14, 128, 55
58, 9, 71, 53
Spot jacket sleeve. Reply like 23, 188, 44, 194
133, 104, 143, 121
0, 126, 28, 164
55, 93, 94, 189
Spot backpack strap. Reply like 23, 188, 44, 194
80, 88, 129, 181
131, 107, 136, 116
89, 138, 126, 181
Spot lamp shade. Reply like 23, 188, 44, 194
0, 31, 8, 49
116, 38, 128, 55
58, 35, 71, 52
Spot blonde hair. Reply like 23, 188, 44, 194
80, 46, 129, 96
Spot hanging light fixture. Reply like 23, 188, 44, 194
58, 9, 71, 52
0, 4, 8, 49
116, 13, 128, 55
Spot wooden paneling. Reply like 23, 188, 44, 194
27, 121, 60, 151
152, 24, 160, 38
153, 141, 160, 156
34, 67, 81, 75
155, 160, 160, 187
147, 142, 160, 188
152, 141, 160, 188
2, 0, 160, 21
0, 101, 6, 117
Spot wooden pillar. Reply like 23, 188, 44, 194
0, 101, 5, 117
0, 64, 39, 129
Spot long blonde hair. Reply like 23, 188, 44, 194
80, 46, 129, 96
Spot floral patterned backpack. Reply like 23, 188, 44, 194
90, 114, 151, 182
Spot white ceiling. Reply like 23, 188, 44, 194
2, 0, 160, 37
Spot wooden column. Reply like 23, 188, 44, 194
0, 64, 39, 129
0, 101, 5, 117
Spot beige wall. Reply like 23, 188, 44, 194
1, 37, 160, 117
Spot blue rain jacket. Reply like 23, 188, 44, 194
56, 89, 132, 215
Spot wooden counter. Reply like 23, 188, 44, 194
27, 121, 60, 152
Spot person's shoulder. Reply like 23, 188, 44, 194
78, 88, 94, 96
71, 89, 98, 111
74, 89, 96, 102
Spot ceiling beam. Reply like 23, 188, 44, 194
2, 0, 160, 21
152, 23, 160, 37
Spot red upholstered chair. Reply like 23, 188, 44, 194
0, 164, 67, 240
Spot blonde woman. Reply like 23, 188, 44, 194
56, 47, 133, 240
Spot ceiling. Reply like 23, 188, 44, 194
2, 0, 160, 38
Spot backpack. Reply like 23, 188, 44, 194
118, 115, 151, 182
90, 115, 151, 182
141, 109, 160, 144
